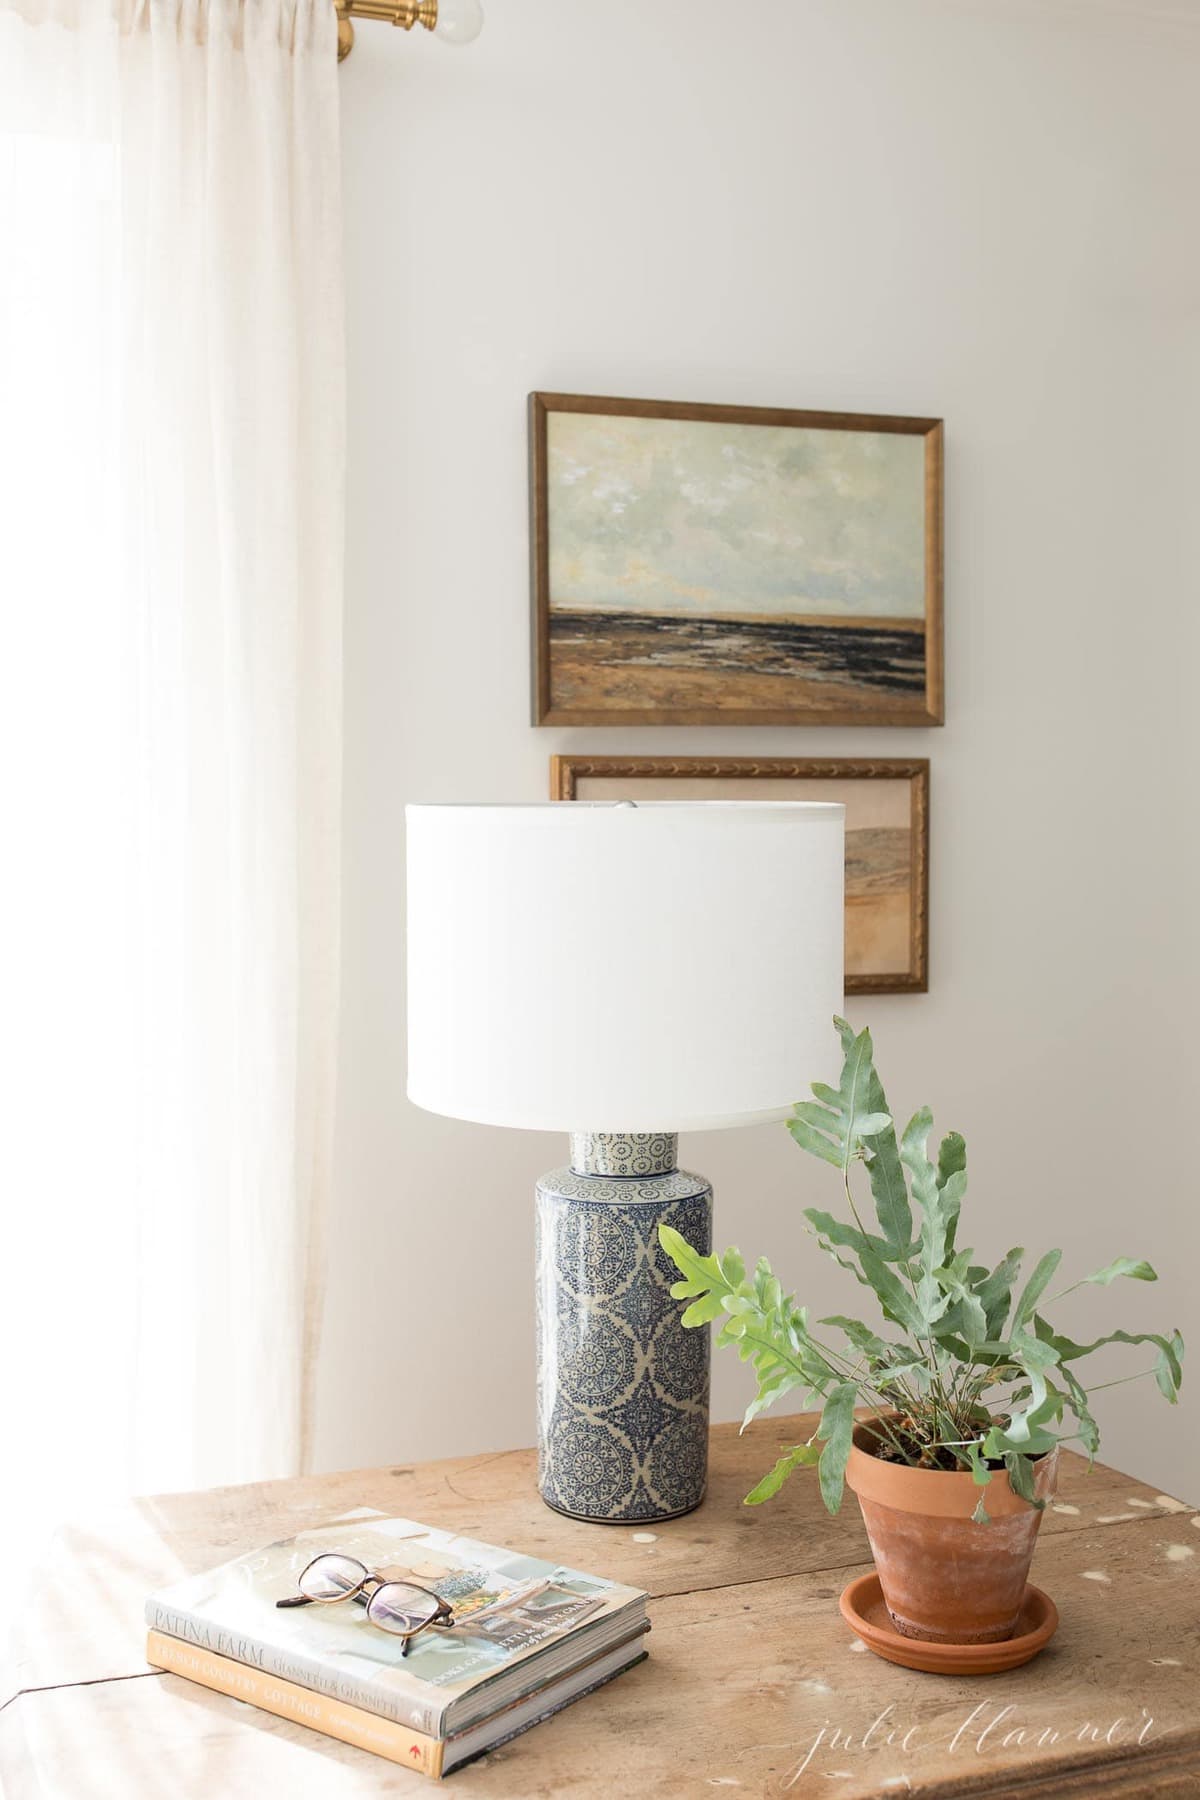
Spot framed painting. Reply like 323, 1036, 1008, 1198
550, 755, 930, 995
530, 392, 943, 727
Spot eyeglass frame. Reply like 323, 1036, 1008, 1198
276, 1552, 457, 1656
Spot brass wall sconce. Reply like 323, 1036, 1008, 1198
335, 0, 484, 61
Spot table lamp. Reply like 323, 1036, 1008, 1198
405, 802, 844, 1524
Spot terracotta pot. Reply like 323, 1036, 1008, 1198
845, 1419, 1058, 1644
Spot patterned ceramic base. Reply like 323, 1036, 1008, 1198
535, 1134, 712, 1524
568, 1133, 679, 1178
539, 1491, 705, 1526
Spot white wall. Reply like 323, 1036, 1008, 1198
316, 0, 1200, 1503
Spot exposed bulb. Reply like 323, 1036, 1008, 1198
434, 0, 484, 45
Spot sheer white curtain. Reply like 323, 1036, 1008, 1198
0, 0, 343, 1566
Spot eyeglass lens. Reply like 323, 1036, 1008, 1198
298, 1553, 368, 1601
367, 1581, 442, 1636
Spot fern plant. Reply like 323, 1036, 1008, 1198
660, 1019, 1184, 1522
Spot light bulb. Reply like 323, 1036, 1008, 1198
434, 0, 484, 45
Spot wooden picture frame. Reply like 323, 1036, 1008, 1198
530, 392, 943, 727
551, 755, 930, 995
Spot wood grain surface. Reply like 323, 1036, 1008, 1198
4, 1415, 1198, 1798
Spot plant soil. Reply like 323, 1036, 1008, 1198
867, 1420, 1010, 1473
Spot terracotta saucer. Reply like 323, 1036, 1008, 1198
839, 1573, 1059, 1675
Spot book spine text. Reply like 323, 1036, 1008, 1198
143, 1601, 442, 1735
145, 1631, 444, 1778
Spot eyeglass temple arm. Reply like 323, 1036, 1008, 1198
275, 1594, 316, 1609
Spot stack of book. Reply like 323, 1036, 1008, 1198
146, 1515, 649, 1778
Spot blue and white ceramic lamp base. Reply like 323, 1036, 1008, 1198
535, 1131, 712, 1523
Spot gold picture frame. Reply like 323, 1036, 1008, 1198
530, 392, 944, 727
551, 755, 930, 995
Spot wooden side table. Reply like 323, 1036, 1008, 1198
3, 1414, 1198, 1797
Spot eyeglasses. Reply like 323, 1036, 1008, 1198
276, 1553, 456, 1657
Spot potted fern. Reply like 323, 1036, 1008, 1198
660, 1019, 1184, 1649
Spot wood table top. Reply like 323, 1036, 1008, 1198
3, 1414, 1198, 1797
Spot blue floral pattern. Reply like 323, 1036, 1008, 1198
535, 1158, 711, 1522
555, 1315, 637, 1407
568, 1133, 678, 1178
540, 1415, 633, 1519
649, 1298, 711, 1405
622, 1262, 666, 1344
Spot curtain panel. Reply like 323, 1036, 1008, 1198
0, 0, 344, 1549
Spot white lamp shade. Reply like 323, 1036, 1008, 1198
405, 802, 844, 1135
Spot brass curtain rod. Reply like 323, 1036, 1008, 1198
334, 0, 483, 61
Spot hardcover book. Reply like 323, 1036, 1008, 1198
146, 1626, 649, 1777
146, 1514, 648, 1748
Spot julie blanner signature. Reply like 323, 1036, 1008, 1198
746, 1701, 1164, 1786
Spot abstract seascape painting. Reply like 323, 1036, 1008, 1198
530, 394, 943, 726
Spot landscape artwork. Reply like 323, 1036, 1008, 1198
530, 395, 943, 726
551, 757, 930, 994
